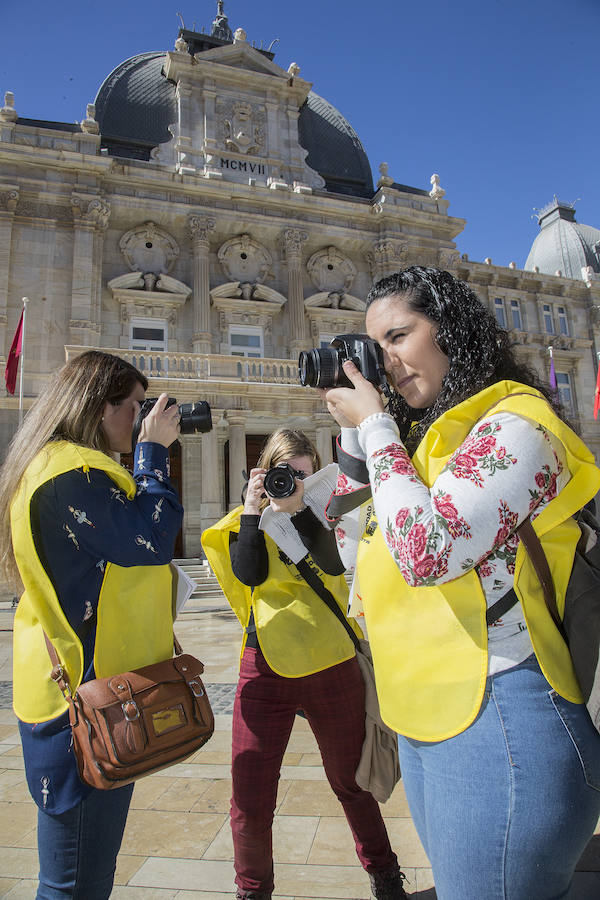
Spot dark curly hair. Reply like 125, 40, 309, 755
366, 266, 566, 451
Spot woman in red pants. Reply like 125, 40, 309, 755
202, 428, 406, 900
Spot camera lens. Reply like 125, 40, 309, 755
179, 401, 212, 435
263, 465, 297, 499
298, 348, 343, 389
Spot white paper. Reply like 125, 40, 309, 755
172, 562, 195, 615
258, 463, 339, 564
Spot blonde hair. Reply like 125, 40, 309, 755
256, 428, 320, 511
0, 351, 147, 587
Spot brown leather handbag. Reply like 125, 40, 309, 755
45, 635, 214, 790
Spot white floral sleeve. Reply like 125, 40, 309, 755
350, 411, 568, 588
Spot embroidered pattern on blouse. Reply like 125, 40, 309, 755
152, 498, 164, 522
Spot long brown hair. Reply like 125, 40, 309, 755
0, 351, 147, 587
256, 428, 321, 512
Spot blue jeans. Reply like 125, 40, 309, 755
36, 783, 134, 899
397, 655, 600, 900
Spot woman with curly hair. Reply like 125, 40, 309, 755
322, 266, 600, 900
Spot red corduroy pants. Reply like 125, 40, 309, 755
230, 646, 397, 895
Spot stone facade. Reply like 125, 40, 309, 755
1, 24, 599, 555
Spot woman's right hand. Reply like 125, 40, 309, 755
137, 393, 181, 448
243, 468, 267, 515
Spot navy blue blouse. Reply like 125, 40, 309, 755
18, 441, 183, 814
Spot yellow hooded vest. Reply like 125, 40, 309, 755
201, 506, 361, 677
12, 441, 174, 723
357, 381, 600, 741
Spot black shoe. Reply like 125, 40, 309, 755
235, 892, 272, 900
369, 864, 410, 899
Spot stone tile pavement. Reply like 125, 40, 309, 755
0, 590, 598, 899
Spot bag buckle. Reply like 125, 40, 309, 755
121, 700, 140, 721
189, 679, 205, 698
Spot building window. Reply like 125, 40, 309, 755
557, 306, 569, 336
556, 372, 574, 415
510, 299, 523, 331
229, 325, 263, 358
494, 298, 506, 328
130, 318, 167, 351
542, 304, 554, 334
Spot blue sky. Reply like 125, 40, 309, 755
1, 0, 598, 269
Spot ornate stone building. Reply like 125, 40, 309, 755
1, 4, 599, 554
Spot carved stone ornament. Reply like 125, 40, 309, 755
71, 194, 110, 229
429, 173, 446, 200
0, 91, 18, 123
304, 291, 365, 311
188, 214, 216, 245
218, 99, 265, 155
0, 187, 19, 212
307, 246, 357, 294
211, 281, 286, 306
281, 228, 308, 258
119, 221, 179, 275
438, 249, 460, 270
80, 103, 99, 135
217, 234, 273, 285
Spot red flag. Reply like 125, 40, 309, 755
4, 310, 24, 395
594, 358, 600, 420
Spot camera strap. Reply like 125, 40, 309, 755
294, 557, 360, 652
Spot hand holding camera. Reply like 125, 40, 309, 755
132, 396, 212, 452
298, 333, 389, 429
136, 393, 181, 449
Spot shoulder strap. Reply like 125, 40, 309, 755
294, 557, 360, 651
516, 517, 564, 635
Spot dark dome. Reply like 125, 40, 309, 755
525, 199, 600, 280
298, 92, 373, 198
94, 52, 374, 196
95, 52, 177, 154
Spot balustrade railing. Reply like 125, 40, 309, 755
65, 347, 300, 385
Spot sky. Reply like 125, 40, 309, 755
1, 0, 598, 269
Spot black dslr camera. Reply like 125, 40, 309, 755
298, 333, 390, 395
263, 463, 307, 499
131, 397, 212, 452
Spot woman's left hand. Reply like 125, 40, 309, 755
322, 361, 385, 427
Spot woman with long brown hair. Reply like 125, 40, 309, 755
0, 350, 182, 899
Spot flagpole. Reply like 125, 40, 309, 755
18, 297, 28, 427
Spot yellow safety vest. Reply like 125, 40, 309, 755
357, 381, 600, 741
202, 506, 361, 677
11, 441, 174, 723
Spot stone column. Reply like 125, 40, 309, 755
200, 425, 223, 527
282, 227, 308, 357
0, 186, 19, 362
179, 435, 203, 558
315, 414, 334, 466
227, 412, 247, 510
70, 194, 110, 346
188, 213, 216, 354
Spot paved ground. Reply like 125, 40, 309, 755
0, 588, 599, 899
